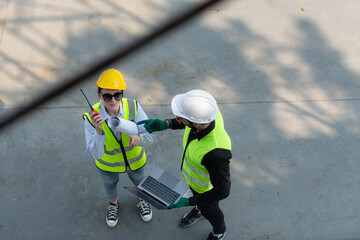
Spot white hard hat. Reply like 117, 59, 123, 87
171, 89, 218, 124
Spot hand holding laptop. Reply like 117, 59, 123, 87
168, 197, 189, 209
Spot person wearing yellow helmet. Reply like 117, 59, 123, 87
83, 69, 154, 227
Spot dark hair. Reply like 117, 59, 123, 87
97, 87, 103, 100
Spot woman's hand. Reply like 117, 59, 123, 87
127, 134, 141, 147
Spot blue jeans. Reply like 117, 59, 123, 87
97, 165, 146, 200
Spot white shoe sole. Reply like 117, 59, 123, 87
106, 217, 118, 227
140, 211, 153, 222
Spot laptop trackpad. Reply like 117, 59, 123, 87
158, 171, 179, 189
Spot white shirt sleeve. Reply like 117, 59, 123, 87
135, 102, 154, 147
84, 117, 106, 159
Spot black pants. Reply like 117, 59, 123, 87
191, 188, 226, 234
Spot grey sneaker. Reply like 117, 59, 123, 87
137, 199, 152, 222
106, 201, 119, 227
179, 207, 204, 227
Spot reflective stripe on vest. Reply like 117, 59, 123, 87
83, 98, 146, 173
182, 156, 213, 188
181, 110, 231, 193
104, 145, 135, 155
96, 148, 145, 167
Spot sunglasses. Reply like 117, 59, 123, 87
101, 92, 123, 102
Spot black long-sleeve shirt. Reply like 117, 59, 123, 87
169, 118, 232, 206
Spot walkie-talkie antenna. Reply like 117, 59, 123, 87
80, 89, 99, 116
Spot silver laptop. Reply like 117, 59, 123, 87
125, 165, 189, 210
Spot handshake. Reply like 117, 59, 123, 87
137, 119, 168, 133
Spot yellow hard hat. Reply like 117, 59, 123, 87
96, 69, 127, 90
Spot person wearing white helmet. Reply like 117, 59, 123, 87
83, 69, 154, 227
138, 89, 232, 240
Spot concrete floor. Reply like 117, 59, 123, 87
1, 0, 360, 239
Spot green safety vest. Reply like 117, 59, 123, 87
181, 110, 231, 193
83, 98, 146, 173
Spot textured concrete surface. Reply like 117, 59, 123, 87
1, 0, 360, 239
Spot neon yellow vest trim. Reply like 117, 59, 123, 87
83, 98, 146, 173
181, 110, 231, 193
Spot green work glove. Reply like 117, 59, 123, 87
137, 119, 168, 133
168, 198, 189, 209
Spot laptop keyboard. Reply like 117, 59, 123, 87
141, 176, 180, 204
